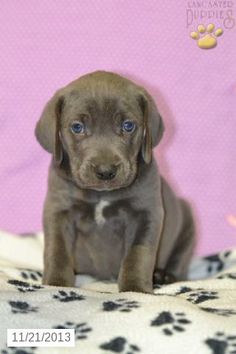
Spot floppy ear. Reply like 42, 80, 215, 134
139, 91, 165, 164
35, 92, 64, 166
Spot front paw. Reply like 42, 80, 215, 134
118, 273, 153, 294
119, 282, 153, 294
153, 269, 177, 285
43, 268, 75, 287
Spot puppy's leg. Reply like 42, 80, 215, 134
42, 209, 75, 287
118, 209, 164, 294
154, 199, 195, 284
118, 245, 156, 293
166, 201, 195, 281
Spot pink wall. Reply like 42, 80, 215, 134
0, 1, 236, 255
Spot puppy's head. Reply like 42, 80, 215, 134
35, 71, 164, 191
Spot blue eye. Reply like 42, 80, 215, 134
71, 122, 85, 134
122, 120, 136, 133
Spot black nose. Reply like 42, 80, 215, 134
95, 164, 117, 181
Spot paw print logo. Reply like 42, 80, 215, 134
100, 337, 140, 354
151, 311, 191, 336
20, 269, 42, 282
187, 290, 219, 304
8, 279, 43, 292
204, 250, 231, 275
103, 298, 140, 312
205, 331, 236, 354
8, 301, 38, 314
175, 286, 193, 295
217, 273, 236, 280
201, 307, 236, 317
190, 24, 223, 49
52, 290, 85, 302
53, 321, 92, 340
1, 347, 36, 354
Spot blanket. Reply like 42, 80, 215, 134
0, 230, 236, 354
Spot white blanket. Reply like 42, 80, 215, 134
0, 230, 236, 354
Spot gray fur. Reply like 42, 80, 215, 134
35, 71, 195, 293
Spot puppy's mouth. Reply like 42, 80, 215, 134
76, 179, 135, 192
73, 163, 137, 192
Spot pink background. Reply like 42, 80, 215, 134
0, 1, 235, 255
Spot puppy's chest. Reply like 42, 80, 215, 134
72, 199, 130, 235
72, 198, 147, 279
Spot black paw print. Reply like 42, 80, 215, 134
175, 286, 194, 295
8, 301, 38, 314
217, 273, 236, 280
151, 311, 191, 335
204, 250, 231, 275
201, 307, 236, 317
53, 321, 92, 340
205, 331, 236, 354
100, 337, 140, 353
103, 298, 140, 312
1, 347, 36, 354
52, 290, 85, 302
20, 269, 42, 282
8, 279, 43, 292
187, 290, 219, 304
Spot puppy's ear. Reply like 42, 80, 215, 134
35, 92, 64, 166
139, 91, 165, 164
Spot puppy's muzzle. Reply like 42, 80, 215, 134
78, 155, 133, 190
94, 164, 118, 181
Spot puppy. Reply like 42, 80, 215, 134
35, 71, 195, 293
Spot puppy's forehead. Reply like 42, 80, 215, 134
66, 93, 121, 115
63, 73, 142, 118
67, 71, 139, 97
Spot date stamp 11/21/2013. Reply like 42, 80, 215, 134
7, 329, 75, 347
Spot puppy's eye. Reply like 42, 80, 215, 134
71, 122, 85, 134
122, 120, 136, 133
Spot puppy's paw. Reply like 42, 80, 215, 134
118, 268, 153, 294
43, 277, 74, 287
118, 279, 153, 294
119, 284, 153, 294
42, 269, 75, 287
153, 269, 177, 285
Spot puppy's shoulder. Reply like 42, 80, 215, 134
45, 163, 80, 210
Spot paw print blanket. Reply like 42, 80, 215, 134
0, 230, 236, 354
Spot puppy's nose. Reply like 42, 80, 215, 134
95, 164, 117, 181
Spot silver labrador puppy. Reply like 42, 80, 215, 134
35, 71, 195, 293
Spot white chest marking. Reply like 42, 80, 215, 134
95, 200, 110, 226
